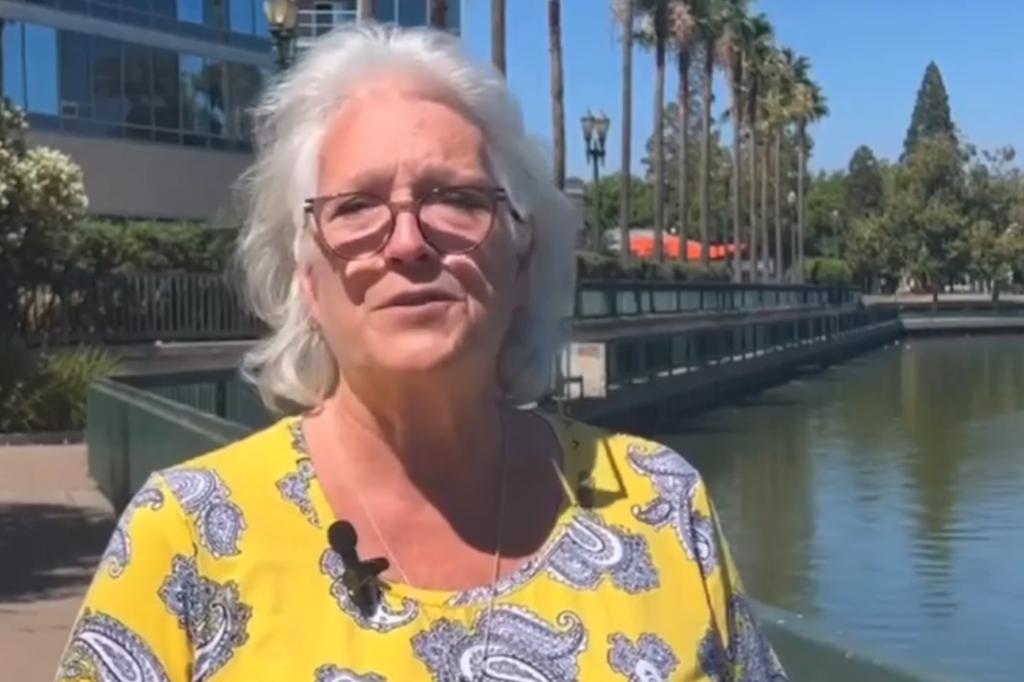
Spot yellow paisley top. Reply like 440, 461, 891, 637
56, 414, 785, 682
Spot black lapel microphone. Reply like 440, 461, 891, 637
327, 521, 390, 617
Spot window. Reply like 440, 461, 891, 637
152, 48, 180, 136
205, 0, 228, 30
92, 37, 123, 125
445, 0, 460, 32
374, 0, 394, 23
226, 62, 262, 139
397, 0, 427, 27
124, 43, 153, 135
204, 59, 226, 138
254, 3, 269, 37
59, 31, 92, 119
177, 0, 203, 24
24, 24, 58, 115
3, 21, 25, 107
180, 53, 205, 139
229, 0, 255, 34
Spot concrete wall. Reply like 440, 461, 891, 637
28, 130, 252, 223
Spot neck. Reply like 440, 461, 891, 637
323, 371, 505, 492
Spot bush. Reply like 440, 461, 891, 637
0, 339, 119, 432
805, 257, 854, 286
576, 251, 732, 283
69, 220, 237, 275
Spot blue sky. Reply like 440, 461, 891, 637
459, 0, 1024, 179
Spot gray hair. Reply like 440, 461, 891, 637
235, 24, 578, 414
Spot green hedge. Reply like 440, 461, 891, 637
805, 257, 854, 286
576, 251, 731, 282
69, 220, 237, 276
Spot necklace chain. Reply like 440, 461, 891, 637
337, 409, 511, 673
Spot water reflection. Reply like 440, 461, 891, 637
632, 336, 1024, 682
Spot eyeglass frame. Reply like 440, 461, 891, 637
303, 185, 525, 261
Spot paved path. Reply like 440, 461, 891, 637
0, 444, 113, 682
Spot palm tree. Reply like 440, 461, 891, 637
430, 0, 448, 28
492, 0, 506, 75
669, 1, 698, 262
742, 14, 773, 281
693, 0, 727, 268
761, 49, 790, 281
549, 0, 565, 189
793, 68, 828, 282
719, 0, 751, 282
616, 0, 634, 265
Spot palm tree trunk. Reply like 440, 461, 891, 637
430, 0, 448, 28
652, 10, 667, 263
731, 92, 743, 282
618, 0, 633, 266
677, 48, 690, 262
699, 41, 713, 268
548, 0, 565, 190
773, 128, 783, 282
760, 138, 770, 278
797, 121, 807, 283
491, 0, 506, 75
748, 120, 758, 282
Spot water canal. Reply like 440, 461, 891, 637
642, 335, 1023, 682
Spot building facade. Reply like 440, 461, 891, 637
0, 0, 460, 222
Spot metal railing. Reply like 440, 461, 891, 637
5, 272, 860, 347
575, 280, 859, 319
4, 272, 262, 346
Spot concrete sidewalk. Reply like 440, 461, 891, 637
0, 444, 114, 682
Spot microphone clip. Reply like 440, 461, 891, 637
328, 521, 390, 617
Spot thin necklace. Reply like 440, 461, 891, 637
338, 410, 511, 677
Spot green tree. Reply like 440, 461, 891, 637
903, 62, 957, 160
806, 170, 846, 259
742, 14, 773, 281
694, 0, 730, 267
584, 173, 654, 242
892, 135, 968, 301
845, 145, 885, 218
719, 0, 751, 280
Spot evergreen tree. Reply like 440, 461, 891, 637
845, 145, 885, 218
902, 62, 956, 159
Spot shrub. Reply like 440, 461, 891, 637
575, 251, 732, 283
805, 257, 854, 286
0, 339, 119, 432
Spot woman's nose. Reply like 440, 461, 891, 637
382, 210, 433, 264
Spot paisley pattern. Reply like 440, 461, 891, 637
277, 457, 320, 527
450, 512, 658, 606
101, 481, 164, 578
608, 632, 679, 681
315, 664, 387, 682
163, 468, 246, 558
57, 610, 170, 682
158, 555, 252, 682
627, 444, 719, 574
412, 605, 587, 682
699, 595, 788, 682
320, 549, 419, 632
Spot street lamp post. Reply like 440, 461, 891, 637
580, 110, 610, 251
264, 0, 299, 71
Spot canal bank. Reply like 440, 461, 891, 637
647, 336, 1024, 682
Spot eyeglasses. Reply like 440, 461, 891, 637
304, 185, 523, 261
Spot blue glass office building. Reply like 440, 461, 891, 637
0, 0, 460, 220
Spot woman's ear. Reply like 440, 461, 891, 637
298, 262, 322, 327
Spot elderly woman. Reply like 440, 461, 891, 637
56, 25, 784, 682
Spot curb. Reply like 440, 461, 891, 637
0, 430, 84, 446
